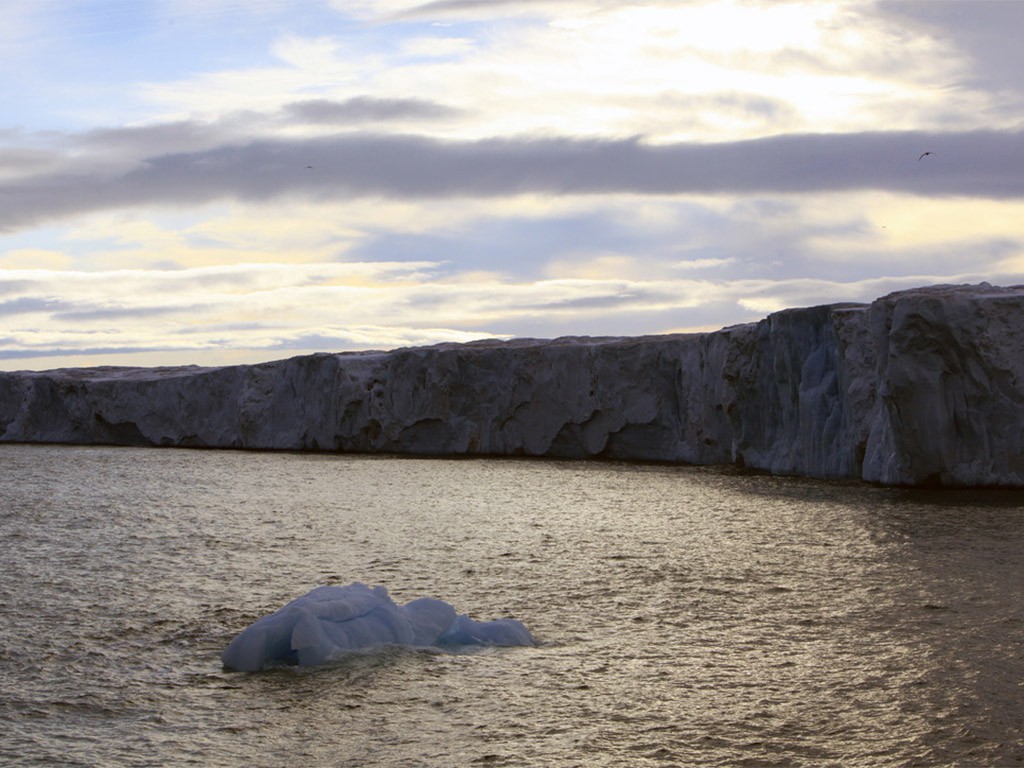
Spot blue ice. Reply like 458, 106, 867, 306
222, 583, 534, 671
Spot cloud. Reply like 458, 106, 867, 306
0, 297, 67, 317
283, 96, 465, 124
381, 0, 644, 21
75, 119, 236, 156
124, 0, 1004, 145
3, 128, 1024, 231
673, 257, 737, 271
53, 304, 196, 322
879, 0, 1024, 100
0, 95, 465, 185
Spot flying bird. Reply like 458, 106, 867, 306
918, 151, 935, 161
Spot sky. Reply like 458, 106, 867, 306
2, 0, 1024, 370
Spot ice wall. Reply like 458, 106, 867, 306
2, 283, 1022, 487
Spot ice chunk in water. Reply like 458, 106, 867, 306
222, 583, 534, 672
438, 614, 536, 647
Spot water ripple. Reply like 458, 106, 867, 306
1, 446, 1022, 766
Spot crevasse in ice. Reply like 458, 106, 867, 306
222, 583, 534, 671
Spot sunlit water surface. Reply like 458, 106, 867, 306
1, 445, 1022, 767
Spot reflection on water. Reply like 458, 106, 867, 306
0, 445, 1021, 767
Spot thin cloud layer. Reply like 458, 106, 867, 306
5, 258, 992, 367
3, 129, 1023, 232
283, 97, 466, 124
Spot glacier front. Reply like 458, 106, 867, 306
221, 583, 535, 671
2, 282, 1023, 487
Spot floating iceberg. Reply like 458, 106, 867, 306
221, 583, 535, 672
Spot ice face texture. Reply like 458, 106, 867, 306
221, 583, 534, 672
5, 283, 1023, 487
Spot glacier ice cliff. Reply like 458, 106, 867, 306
221, 583, 535, 672
2, 283, 1022, 487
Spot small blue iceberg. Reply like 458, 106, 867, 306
222, 583, 534, 671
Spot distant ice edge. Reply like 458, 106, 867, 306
2, 282, 1023, 487
221, 583, 535, 672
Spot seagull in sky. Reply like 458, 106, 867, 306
918, 151, 935, 161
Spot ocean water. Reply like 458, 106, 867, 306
0, 444, 1022, 768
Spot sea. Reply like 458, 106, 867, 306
1, 444, 1022, 767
